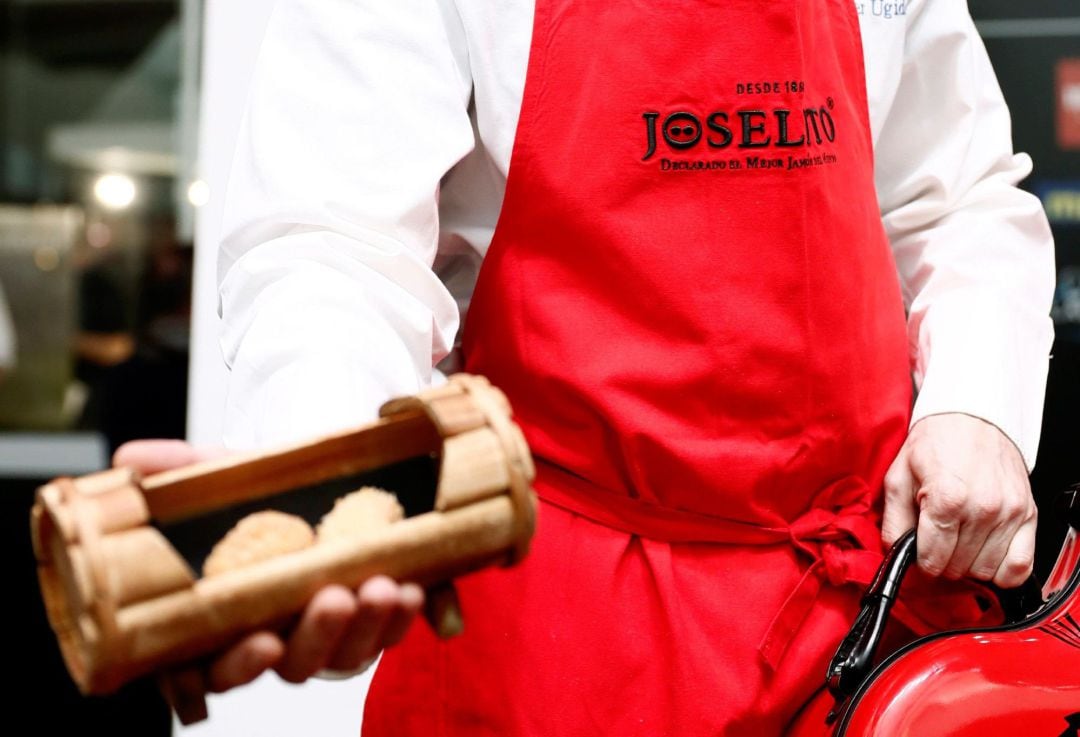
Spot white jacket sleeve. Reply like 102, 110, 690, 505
218, 0, 474, 449
872, 0, 1056, 469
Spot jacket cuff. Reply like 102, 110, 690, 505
908, 291, 1053, 471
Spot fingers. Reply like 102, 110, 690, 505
881, 454, 917, 546
947, 517, 1001, 581
893, 414, 1037, 587
950, 451, 1035, 583
914, 478, 961, 578
112, 439, 227, 474
915, 472, 1034, 582
275, 586, 358, 683
379, 583, 424, 647
207, 632, 286, 693
322, 577, 397, 672
201, 578, 423, 694
921, 471, 1034, 584
274, 578, 424, 681
324, 578, 424, 672
993, 514, 1037, 589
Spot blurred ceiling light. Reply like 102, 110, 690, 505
93, 173, 137, 210
187, 179, 210, 207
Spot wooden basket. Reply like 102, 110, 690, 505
31, 374, 536, 722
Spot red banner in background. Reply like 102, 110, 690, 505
1058, 59, 1080, 151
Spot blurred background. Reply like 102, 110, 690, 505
2, 1, 1077, 735
5, 1, 199, 734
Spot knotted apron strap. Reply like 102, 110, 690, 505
538, 461, 891, 669
758, 508, 884, 670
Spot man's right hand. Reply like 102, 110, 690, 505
113, 440, 424, 691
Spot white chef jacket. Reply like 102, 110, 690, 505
218, 0, 1055, 470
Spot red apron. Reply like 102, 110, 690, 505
364, 2, 992, 735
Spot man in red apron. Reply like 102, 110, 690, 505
356, 2, 1033, 733
118, 0, 1048, 733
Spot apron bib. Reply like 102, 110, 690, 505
365, 2, 991, 735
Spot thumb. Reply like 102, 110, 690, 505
881, 452, 917, 546
113, 439, 227, 475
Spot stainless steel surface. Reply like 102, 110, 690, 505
0, 431, 106, 477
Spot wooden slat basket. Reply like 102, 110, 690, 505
31, 374, 536, 722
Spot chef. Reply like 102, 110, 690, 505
117, 0, 1056, 734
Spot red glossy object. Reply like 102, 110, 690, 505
789, 525, 1080, 736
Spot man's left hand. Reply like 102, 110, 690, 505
881, 413, 1037, 588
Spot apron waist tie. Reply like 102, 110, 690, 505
536, 461, 885, 670
757, 508, 883, 670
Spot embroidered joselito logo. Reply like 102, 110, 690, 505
641, 98, 837, 161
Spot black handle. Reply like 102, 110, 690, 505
826, 530, 916, 701
826, 528, 1047, 707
